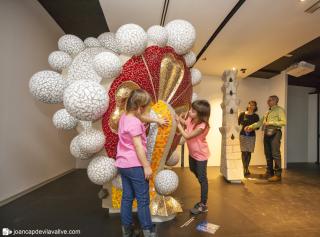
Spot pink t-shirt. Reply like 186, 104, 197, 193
116, 114, 147, 168
185, 117, 210, 161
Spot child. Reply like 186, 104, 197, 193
116, 89, 165, 237
176, 100, 211, 214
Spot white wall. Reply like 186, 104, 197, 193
181, 73, 287, 167
0, 0, 75, 203
308, 94, 318, 163
287, 86, 315, 163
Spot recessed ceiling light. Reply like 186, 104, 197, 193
300, 0, 306, 2
284, 54, 293, 58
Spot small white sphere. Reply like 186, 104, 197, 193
191, 68, 202, 86
165, 20, 196, 55
166, 151, 180, 166
155, 170, 179, 196
147, 25, 168, 47
53, 109, 78, 130
192, 92, 198, 102
58, 34, 85, 56
48, 51, 72, 72
87, 156, 118, 185
70, 135, 92, 160
63, 80, 109, 121
78, 129, 106, 153
112, 174, 122, 190
84, 37, 101, 47
183, 51, 196, 67
29, 70, 66, 104
93, 52, 122, 79
97, 32, 119, 53
116, 24, 147, 56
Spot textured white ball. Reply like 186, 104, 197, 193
97, 32, 119, 53
147, 25, 168, 47
58, 34, 85, 56
183, 51, 196, 67
93, 52, 122, 79
155, 170, 179, 196
165, 20, 196, 55
87, 156, 118, 185
192, 92, 198, 102
53, 109, 78, 130
78, 129, 106, 153
116, 24, 147, 56
112, 174, 122, 190
191, 68, 202, 86
29, 70, 66, 104
166, 151, 180, 166
70, 135, 92, 160
84, 37, 101, 47
63, 80, 109, 121
48, 51, 72, 72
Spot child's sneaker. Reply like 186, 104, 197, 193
190, 203, 208, 214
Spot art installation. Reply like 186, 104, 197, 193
28, 19, 203, 221
219, 70, 244, 182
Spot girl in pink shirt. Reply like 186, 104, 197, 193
176, 100, 211, 214
116, 89, 165, 237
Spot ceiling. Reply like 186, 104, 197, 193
39, 0, 320, 88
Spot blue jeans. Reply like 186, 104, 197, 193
118, 167, 152, 230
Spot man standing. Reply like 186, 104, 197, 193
245, 95, 286, 182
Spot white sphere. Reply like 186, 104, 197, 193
166, 151, 180, 166
192, 92, 198, 102
87, 156, 118, 185
112, 174, 122, 190
78, 129, 106, 153
183, 51, 196, 67
147, 25, 168, 47
97, 32, 119, 53
191, 68, 202, 86
48, 51, 72, 72
116, 24, 147, 56
63, 80, 109, 121
165, 20, 196, 55
53, 109, 78, 130
58, 34, 85, 56
29, 70, 66, 104
93, 52, 122, 79
70, 135, 92, 160
84, 37, 101, 47
155, 170, 179, 196
67, 47, 106, 84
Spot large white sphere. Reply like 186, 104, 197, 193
78, 129, 106, 153
183, 51, 196, 67
29, 70, 66, 104
67, 47, 106, 85
70, 135, 92, 160
155, 170, 179, 196
192, 92, 198, 102
87, 156, 118, 185
166, 151, 180, 166
98, 32, 119, 54
147, 25, 168, 47
48, 51, 72, 72
191, 68, 202, 86
116, 24, 147, 56
112, 174, 122, 190
165, 20, 196, 55
84, 37, 101, 47
58, 34, 85, 56
93, 52, 122, 79
52, 109, 78, 130
63, 80, 109, 121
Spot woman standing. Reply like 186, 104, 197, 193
238, 101, 259, 176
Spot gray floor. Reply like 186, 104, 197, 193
1, 163, 320, 237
